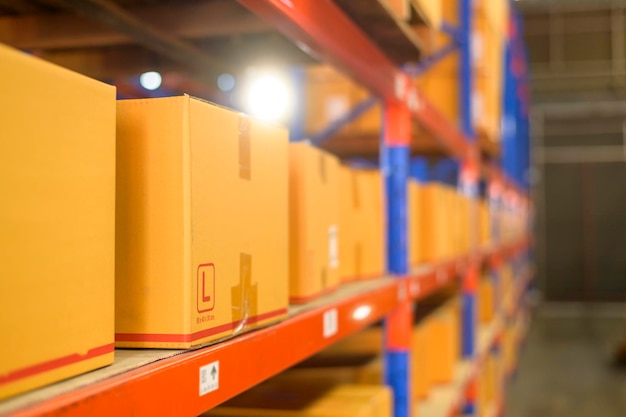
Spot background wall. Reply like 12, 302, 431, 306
521, 0, 626, 301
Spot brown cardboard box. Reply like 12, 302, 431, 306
115, 95, 288, 348
204, 382, 392, 417
289, 143, 340, 303
0, 44, 115, 400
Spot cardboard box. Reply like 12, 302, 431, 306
415, 0, 505, 146
419, 183, 448, 263
358, 170, 385, 279
338, 167, 384, 282
0, 43, 115, 400
204, 382, 392, 417
408, 179, 422, 268
428, 299, 460, 385
479, 277, 495, 324
270, 356, 383, 386
479, 200, 491, 247
338, 165, 359, 281
115, 95, 288, 348
289, 143, 340, 303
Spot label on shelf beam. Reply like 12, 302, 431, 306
199, 361, 220, 396
323, 308, 339, 338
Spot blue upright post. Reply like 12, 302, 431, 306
458, 0, 479, 412
502, 17, 519, 184
382, 101, 412, 417
458, 0, 477, 355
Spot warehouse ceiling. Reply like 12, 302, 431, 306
0, 0, 318, 100
0, 0, 428, 100
0, 0, 454, 157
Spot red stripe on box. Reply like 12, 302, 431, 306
115, 308, 288, 343
0, 343, 114, 386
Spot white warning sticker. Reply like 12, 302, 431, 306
323, 308, 339, 338
199, 361, 219, 396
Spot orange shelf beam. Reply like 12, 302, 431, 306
1, 239, 530, 417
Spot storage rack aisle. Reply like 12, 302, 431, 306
0, 0, 532, 416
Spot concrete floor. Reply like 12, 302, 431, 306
506, 303, 626, 417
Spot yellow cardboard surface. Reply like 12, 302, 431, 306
338, 167, 384, 282
416, 0, 505, 145
289, 143, 340, 303
427, 300, 459, 385
479, 200, 491, 246
419, 184, 450, 262
408, 180, 422, 267
116, 96, 288, 348
358, 170, 385, 279
338, 165, 359, 281
204, 382, 392, 417
270, 357, 383, 387
0, 43, 115, 400
479, 278, 495, 324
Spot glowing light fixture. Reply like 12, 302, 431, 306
242, 69, 293, 123
139, 71, 162, 91
217, 73, 236, 92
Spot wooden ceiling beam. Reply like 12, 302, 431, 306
0, 0, 45, 14
34, 46, 175, 80
52, 0, 233, 78
0, 0, 268, 50
33, 34, 315, 81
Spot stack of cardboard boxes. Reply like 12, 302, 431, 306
416, 0, 508, 150
1, 45, 292, 397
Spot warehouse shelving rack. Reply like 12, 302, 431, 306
0, 1, 531, 416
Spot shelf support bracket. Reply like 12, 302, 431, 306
308, 96, 378, 146
404, 42, 458, 77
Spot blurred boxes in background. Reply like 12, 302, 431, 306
289, 143, 340, 303
408, 179, 423, 268
0, 44, 115, 400
115, 95, 288, 348
204, 381, 392, 417
339, 167, 385, 282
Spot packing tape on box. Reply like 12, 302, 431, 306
231, 253, 257, 334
